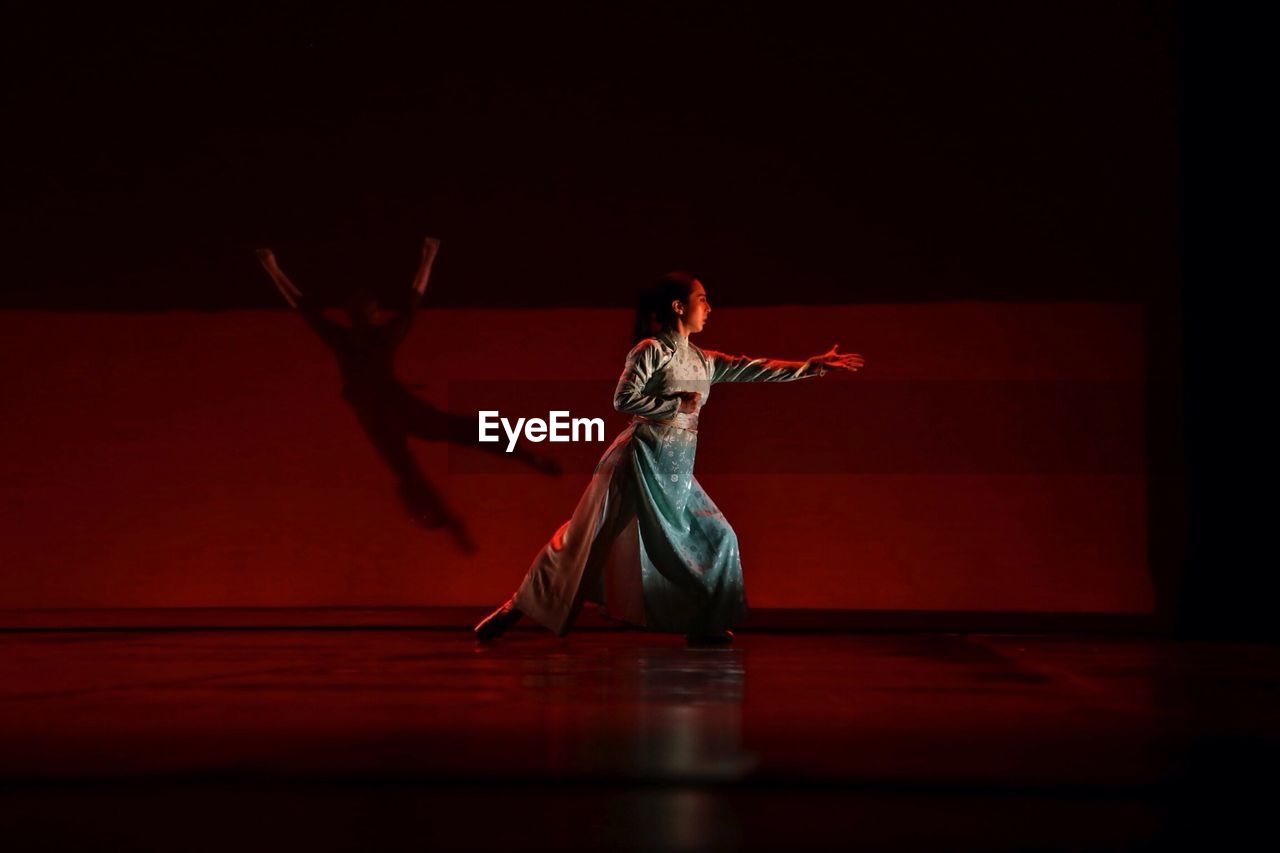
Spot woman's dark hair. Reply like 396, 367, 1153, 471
632, 271, 699, 344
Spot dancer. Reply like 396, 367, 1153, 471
256, 238, 559, 553
475, 271, 864, 643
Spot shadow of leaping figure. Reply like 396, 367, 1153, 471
256, 238, 560, 554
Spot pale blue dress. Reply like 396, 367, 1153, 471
512, 327, 825, 636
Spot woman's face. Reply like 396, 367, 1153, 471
676, 280, 712, 334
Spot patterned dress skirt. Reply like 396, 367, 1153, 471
512, 415, 748, 636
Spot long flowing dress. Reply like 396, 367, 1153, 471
511, 327, 825, 636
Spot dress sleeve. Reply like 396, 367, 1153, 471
613, 339, 681, 419
705, 349, 826, 384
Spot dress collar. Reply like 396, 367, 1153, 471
657, 328, 689, 351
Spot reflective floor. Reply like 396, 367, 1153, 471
2, 628, 1277, 850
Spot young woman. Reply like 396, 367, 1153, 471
475, 272, 864, 643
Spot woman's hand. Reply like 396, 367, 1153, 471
807, 344, 865, 374
675, 391, 703, 414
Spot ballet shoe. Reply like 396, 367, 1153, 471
685, 629, 734, 644
474, 599, 523, 641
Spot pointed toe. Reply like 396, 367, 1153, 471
474, 600, 523, 642
685, 629, 734, 645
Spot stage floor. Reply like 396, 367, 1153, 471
2, 628, 1277, 850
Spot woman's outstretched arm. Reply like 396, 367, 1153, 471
384, 237, 441, 346
255, 248, 343, 343
614, 339, 683, 419
706, 343, 864, 384
407, 236, 440, 311
256, 248, 303, 307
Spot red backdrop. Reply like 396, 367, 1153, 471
0, 304, 1150, 612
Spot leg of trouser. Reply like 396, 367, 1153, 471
559, 456, 638, 630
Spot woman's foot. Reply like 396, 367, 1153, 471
685, 629, 734, 644
474, 599, 523, 641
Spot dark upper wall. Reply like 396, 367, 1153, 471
5, 3, 1179, 310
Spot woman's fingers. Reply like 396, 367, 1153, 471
829, 353, 864, 371
676, 390, 703, 413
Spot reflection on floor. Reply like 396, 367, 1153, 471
1, 629, 1277, 850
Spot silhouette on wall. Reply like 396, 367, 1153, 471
256, 239, 559, 553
